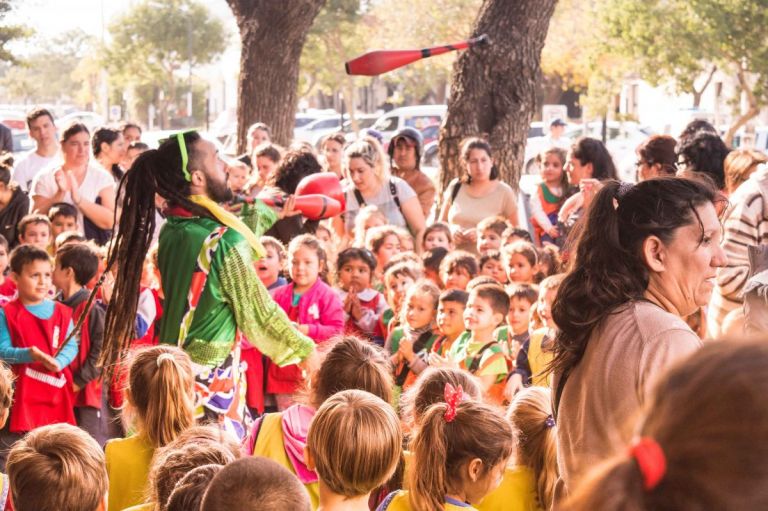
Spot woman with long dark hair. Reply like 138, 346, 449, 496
550, 178, 727, 494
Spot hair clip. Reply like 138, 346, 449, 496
156, 353, 176, 368
443, 383, 464, 423
544, 415, 555, 428
629, 437, 666, 491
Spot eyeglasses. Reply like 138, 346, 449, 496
160, 130, 196, 182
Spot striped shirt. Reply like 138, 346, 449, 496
708, 169, 768, 337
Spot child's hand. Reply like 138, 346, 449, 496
72, 382, 81, 393
463, 228, 477, 244
547, 225, 559, 238
399, 338, 415, 362
428, 352, 457, 368
54, 168, 71, 194
298, 324, 310, 335
504, 373, 523, 402
30, 347, 60, 373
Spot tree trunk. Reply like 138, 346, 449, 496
724, 67, 760, 147
226, 0, 326, 150
438, 0, 557, 196
692, 65, 717, 109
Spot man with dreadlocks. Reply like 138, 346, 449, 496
101, 131, 314, 437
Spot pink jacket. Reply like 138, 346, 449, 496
268, 280, 344, 394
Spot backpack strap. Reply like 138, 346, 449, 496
450, 178, 462, 204
389, 179, 401, 209
353, 188, 366, 207
468, 341, 497, 373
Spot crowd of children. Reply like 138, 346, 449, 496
0, 110, 765, 511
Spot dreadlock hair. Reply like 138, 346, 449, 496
99, 131, 208, 375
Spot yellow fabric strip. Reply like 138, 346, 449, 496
189, 194, 266, 259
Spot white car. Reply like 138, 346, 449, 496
369, 105, 447, 148
293, 116, 343, 144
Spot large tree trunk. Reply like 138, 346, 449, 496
438, 0, 557, 196
226, 0, 326, 150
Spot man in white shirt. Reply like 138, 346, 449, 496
545, 118, 572, 150
12, 108, 59, 192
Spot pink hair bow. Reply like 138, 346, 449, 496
443, 383, 464, 423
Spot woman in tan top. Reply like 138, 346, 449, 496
438, 138, 518, 253
550, 178, 728, 496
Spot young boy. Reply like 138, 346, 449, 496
477, 216, 511, 255
430, 289, 469, 361
439, 250, 478, 291
7, 423, 108, 511
422, 247, 448, 289
447, 284, 510, 405
501, 284, 538, 401
16, 214, 52, 251
48, 203, 79, 240
381, 262, 421, 337
53, 242, 105, 444
422, 222, 453, 251
479, 250, 508, 285
0, 245, 79, 462
257, 236, 287, 290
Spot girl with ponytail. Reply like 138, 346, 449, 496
378, 385, 514, 511
566, 340, 768, 511
105, 345, 195, 511
550, 177, 727, 493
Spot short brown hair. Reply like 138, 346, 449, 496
471, 283, 510, 316
56, 242, 99, 286
309, 336, 394, 409
384, 262, 422, 290
26, 107, 54, 129
439, 250, 478, 279
308, 390, 401, 497
166, 464, 223, 511
17, 213, 51, 241
201, 457, 311, 511
8, 423, 107, 511
423, 222, 452, 245
477, 216, 511, 237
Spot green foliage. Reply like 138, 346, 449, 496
0, 1, 31, 63
104, 0, 227, 125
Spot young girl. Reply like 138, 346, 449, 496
423, 222, 453, 251
480, 387, 557, 511
307, 390, 402, 511
249, 336, 394, 510
382, 262, 422, 338
227, 160, 252, 196
269, 235, 344, 410
366, 226, 402, 285
502, 241, 539, 285
257, 236, 287, 290
105, 346, 196, 511
335, 248, 388, 343
479, 251, 508, 285
530, 148, 568, 245
378, 389, 514, 511
387, 280, 440, 397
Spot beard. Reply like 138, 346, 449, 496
207, 172, 234, 203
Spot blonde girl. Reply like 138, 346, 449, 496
379, 389, 514, 511
307, 390, 402, 511
480, 387, 558, 511
353, 205, 387, 248
105, 346, 195, 511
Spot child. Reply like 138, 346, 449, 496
0, 235, 14, 306
480, 387, 557, 511
146, 425, 241, 511
335, 248, 387, 343
387, 280, 440, 396
48, 202, 79, 240
366, 226, 402, 284
430, 289, 469, 360
0, 363, 12, 508
307, 390, 402, 511
422, 247, 448, 289
201, 457, 311, 511
538, 244, 562, 278
502, 227, 533, 246
125, 141, 149, 169
500, 283, 538, 359
382, 262, 422, 337
248, 336, 394, 509
105, 345, 196, 511
378, 393, 514, 511
227, 160, 252, 195
53, 242, 105, 444
530, 148, 568, 245
0, 246, 79, 460
447, 284, 510, 405
166, 465, 223, 511
16, 214, 51, 251
505, 276, 563, 398
477, 216, 510, 255
422, 222, 453, 251
440, 250, 479, 291
269, 235, 344, 410
354, 205, 387, 248
7, 423, 108, 511
479, 250, 508, 285
258, 236, 288, 290
394, 226, 415, 253
502, 241, 539, 285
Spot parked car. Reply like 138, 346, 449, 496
369, 105, 447, 148
11, 130, 34, 156
294, 116, 342, 145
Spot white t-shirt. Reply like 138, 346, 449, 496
12, 151, 60, 192
31, 162, 115, 229
344, 176, 416, 231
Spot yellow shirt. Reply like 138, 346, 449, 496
478, 466, 542, 511
528, 329, 553, 388
253, 412, 320, 509
105, 434, 155, 511
380, 490, 477, 510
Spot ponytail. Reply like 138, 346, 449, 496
126, 346, 195, 448
408, 400, 513, 511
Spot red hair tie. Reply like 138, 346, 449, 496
443, 383, 464, 423
629, 437, 666, 491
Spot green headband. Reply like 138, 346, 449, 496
160, 130, 195, 182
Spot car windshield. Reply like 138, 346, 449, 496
373, 116, 398, 132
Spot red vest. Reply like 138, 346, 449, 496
4, 300, 75, 432
69, 301, 102, 409
344, 292, 385, 340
